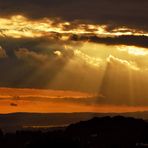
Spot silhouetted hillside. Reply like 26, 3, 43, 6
1, 112, 148, 133
66, 116, 148, 148
0, 116, 148, 147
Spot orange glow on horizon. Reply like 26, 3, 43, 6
0, 87, 148, 114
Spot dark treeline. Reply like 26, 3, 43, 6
0, 116, 148, 148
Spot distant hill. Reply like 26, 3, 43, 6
1, 116, 148, 148
1, 112, 148, 132
65, 116, 148, 148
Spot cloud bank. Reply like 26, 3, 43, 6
0, 0, 148, 32
0, 1, 148, 109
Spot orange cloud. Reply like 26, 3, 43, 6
0, 87, 148, 113
0, 15, 147, 39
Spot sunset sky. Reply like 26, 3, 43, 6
0, 0, 148, 113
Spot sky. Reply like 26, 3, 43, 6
0, 0, 148, 113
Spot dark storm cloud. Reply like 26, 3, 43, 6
0, 0, 148, 31
0, 36, 101, 92
0, 37, 75, 89
70, 35, 148, 48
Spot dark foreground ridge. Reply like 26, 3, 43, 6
2, 112, 148, 133
0, 116, 148, 148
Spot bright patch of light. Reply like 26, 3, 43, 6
74, 49, 102, 67
0, 15, 148, 39
117, 45, 148, 56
